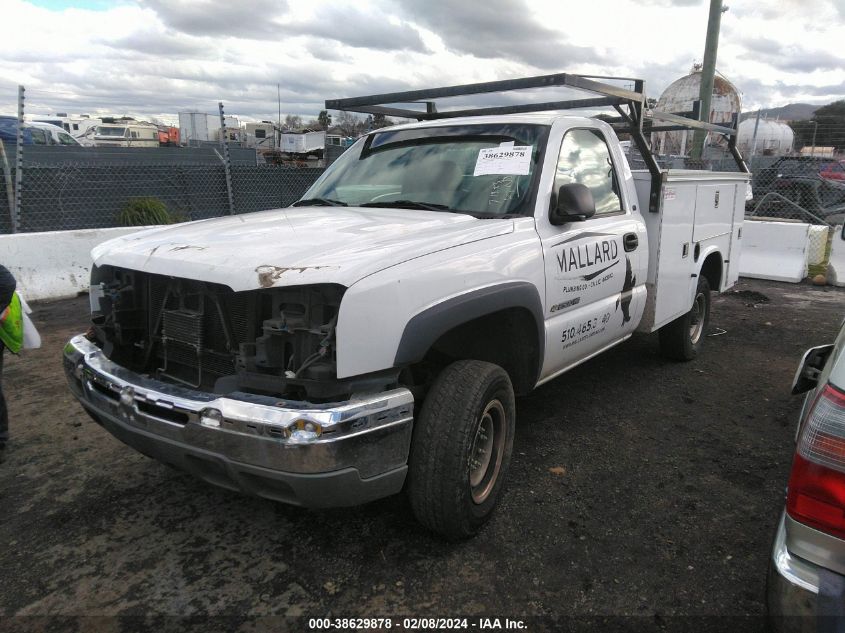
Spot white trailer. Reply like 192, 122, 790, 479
178, 112, 211, 144
178, 112, 241, 145
281, 131, 326, 156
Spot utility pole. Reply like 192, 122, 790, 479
691, 0, 725, 160
811, 120, 818, 157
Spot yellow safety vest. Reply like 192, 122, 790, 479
0, 293, 23, 354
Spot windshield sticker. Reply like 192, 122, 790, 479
473, 142, 532, 176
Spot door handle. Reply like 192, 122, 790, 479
623, 232, 638, 252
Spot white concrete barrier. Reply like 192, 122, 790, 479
739, 220, 811, 283
808, 225, 831, 267
0, 227, 153, 301
828, 225, 845, 288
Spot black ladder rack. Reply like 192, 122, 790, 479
325, 72, 750, 213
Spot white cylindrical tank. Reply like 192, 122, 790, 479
737, 118, 794, 156
651, 69, 741, 156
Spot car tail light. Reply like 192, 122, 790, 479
787, 384, 845, 539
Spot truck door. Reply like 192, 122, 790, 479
537, 126, 647, 379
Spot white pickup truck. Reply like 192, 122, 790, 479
64, 74, 750, 539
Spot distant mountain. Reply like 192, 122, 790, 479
740, 103, 819, 122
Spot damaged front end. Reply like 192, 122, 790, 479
64, 264, 414, 507
86, 265, 397, 401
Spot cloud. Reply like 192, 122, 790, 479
742, 37, 845, 73
731, 0, 841, 22
636, 0, 701, 5
139, 0, 289, 39
1, 0, 843, 124
728, 75, 845, 110
395, 0, 606, 69
291, 6, 427, 52
102, 30, 212, 59
304, 39, 350, 63
141, 0, 426, 53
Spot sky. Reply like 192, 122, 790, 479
1, 0, 844, 124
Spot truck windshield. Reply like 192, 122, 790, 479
300, 123, 550, 216
96, 127, 127, 137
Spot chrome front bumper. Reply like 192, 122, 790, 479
63, 335, 414, 507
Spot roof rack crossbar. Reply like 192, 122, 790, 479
349, 105, 430, 119
354, 97, 627, 122
325, 72, 750, 212
647, 109, 735, 135
325, 72, 644, 114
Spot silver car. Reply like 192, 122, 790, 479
768, 307, 845, 629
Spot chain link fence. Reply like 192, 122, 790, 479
0, 159, 324, 233
627, 140, 845, 227
745, 153, 845, 227
0, 83, 329, 233
0, 78, 841, 235
2, 142, 841, 235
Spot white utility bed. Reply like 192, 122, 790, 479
633, 170, 750, 333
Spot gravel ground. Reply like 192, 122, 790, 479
0, 278, 843, 632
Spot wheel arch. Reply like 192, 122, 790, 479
698, 249, 723, 292
394, 282, 544, 395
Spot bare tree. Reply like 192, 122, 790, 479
336, 111, 361, 136
284, 114, 303, 130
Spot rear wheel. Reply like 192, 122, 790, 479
659, 276, 711, 361
407, 360, 515, 540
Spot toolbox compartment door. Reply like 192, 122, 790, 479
633, 171, 749, 333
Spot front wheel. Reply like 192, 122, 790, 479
658, 276, 711, 361
407, 360, 515, 540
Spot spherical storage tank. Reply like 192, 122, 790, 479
737, 118, 794, 156
651, 67, 741, 156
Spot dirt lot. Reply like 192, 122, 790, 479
1, 279, 843, 632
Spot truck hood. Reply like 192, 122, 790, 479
92, 207, 514, 291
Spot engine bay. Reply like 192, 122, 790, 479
88, 265, 396, 401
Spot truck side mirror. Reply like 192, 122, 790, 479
550, 183, 596, 225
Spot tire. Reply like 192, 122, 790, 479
658, 276, 711, 361
407, 360, 515, 540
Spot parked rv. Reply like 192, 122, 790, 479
92, 121, 159, 148
244, 121, 276, 150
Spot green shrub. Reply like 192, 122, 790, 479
117, 197, 181, 226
